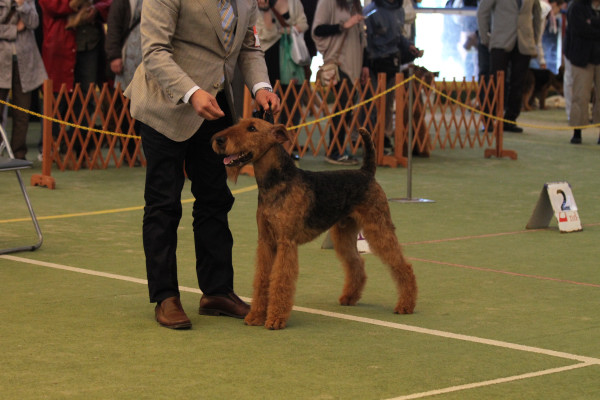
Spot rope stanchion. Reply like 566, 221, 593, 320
388, 68, 434, 204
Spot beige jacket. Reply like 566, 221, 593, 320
311, 0, 365, 82
125, 0, 270, 141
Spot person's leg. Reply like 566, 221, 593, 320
487, 47, 510, 129
73, 47, 100, 154
563, 57, 573, 120
139, 122, 187, 303
185, 92, 236, 295
504, 48, 531, 125
569, 64, 593, 144
10, 58, 32, 159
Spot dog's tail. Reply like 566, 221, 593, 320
359, 128, 376, 176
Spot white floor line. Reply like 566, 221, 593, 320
385, 362, 594, 400
4, 254, 600, 369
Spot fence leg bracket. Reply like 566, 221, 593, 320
31, 174, 56, 189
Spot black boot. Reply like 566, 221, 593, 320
570, 129, 582, 144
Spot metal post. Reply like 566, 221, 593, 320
389, 69, 434, 204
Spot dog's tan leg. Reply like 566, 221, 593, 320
265, 240, 299, 330
244, 237, 275, 326
359, 197, 417, 314
330, 220, 367, 306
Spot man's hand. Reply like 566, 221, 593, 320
255, 89, 281, 115
110, 58, 123, 74
190, 89, 225, 120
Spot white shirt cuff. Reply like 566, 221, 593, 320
252, 82, 272, 96
183, 86, 200, 104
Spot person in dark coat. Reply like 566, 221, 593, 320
564, 0, 600, 144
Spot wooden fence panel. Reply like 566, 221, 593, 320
31, 72, 513, 188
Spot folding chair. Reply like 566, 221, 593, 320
0, 123, 43, 254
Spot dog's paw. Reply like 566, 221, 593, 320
265, 317, 287, 330
394, 302, 415, 314
244, 312, 266, 326
338, 294, 360, 306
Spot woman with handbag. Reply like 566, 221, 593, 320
312, 0, 368, 165
257, 0, 309, 127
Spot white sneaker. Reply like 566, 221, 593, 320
325, 154, 359, 166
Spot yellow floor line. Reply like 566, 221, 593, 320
0, 184, 258, 224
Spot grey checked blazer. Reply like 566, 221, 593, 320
124, 0, 269, 141
477, 0, 541, 57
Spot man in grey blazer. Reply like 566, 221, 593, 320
477, 0, 541, 133
125, 0, 281, 329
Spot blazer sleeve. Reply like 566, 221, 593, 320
140, 0, 197, 104
476, 0, 493, 47
237, 0, 271, 89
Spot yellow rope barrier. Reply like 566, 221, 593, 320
0, 98, 141, 139
410, 76, 600, 131
2, 76, 599, 137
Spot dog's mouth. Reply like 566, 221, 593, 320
223, 152, 253, 167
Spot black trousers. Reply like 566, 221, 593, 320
490, 45, 531, 123
140, 92, 235, 303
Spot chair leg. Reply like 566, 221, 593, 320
0, 124, 43, 254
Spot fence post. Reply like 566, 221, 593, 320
484, 70, 517, 160
30, 79, 56, 189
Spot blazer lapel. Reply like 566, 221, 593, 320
231, 0, 247, 52
197, 0, 227, 49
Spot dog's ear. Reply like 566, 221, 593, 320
226, 165, 241, 183
271, 124, 291, 144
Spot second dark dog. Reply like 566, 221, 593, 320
522, 67, 564, 111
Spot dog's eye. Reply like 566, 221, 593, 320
248, 125, 257, 132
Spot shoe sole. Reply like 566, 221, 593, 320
156, 320, 192, 329
325, 159, 359, 166
199, 307, 246, 319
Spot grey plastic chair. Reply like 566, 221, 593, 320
0, 123, 43, 254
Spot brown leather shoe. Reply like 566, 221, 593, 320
198, 292, 250, 319
155, 296, 192, 329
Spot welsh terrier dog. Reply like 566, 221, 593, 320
211, 119, 417, 330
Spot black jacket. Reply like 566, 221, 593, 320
565, 0, 600, 68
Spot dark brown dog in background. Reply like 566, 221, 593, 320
402, 65, 439, 157
522, 67, 564, 111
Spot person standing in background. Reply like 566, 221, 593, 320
564, 0, 600, 144
312, 0, 368, 165
363, 0, 423, 150
477, 0, 541, 133
105, 0, 142, 89
0, 0, 47, 160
